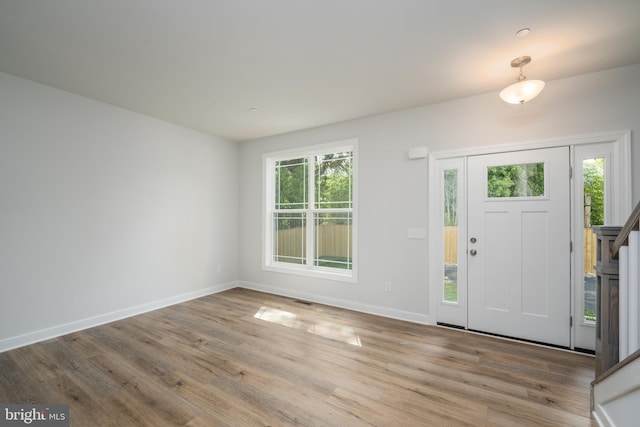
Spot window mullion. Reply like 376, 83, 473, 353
306, 154, 315, 268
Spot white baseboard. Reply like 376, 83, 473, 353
1, 280, 433, 353
238, 280, 433, 326
0, 281, 239, 353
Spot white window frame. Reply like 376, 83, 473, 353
263, 139, 358, 283
572, 140, 629, 350
433, 157, 467, 328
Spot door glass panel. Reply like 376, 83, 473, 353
583, 158, 604, 323
487, 162, 545, 198
443, 169, 458, 303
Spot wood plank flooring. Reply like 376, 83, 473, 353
0, 288, 597, 426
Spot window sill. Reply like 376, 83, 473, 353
262, 263, 357, 283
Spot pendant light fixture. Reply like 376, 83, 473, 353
499, 56, 545, 104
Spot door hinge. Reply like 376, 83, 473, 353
569, 166, 573, 179
570, 241, 573, 252
570, 316, 573, 327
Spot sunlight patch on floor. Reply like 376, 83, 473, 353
254, 305, 362, 346
254, 306, 298, 328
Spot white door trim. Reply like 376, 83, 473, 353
428, 130, 631, 349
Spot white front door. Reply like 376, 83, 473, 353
467, 147, 571, 347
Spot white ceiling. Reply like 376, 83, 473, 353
1, 1, 639, 142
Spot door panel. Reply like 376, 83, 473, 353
521, 211, 550, 316
483, 211, 509, 311
467, 147, 570, 347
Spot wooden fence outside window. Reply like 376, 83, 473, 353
276, 224, 351, 260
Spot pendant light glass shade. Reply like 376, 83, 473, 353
499, 56, 544, 104
499, 79, 545, 104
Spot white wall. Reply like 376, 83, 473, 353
2, 64, 638, 351
238, 64, 640, 322
0, 72, 239, 350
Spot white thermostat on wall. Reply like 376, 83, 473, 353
408, 147, 428, 160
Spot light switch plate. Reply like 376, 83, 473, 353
408, 228, 426, 239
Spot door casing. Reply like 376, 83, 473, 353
428, 131, 631, 350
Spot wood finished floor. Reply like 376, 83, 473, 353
0, 288, 596, 426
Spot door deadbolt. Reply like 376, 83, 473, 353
470, 237, 477, 243
469, 249, 477, 256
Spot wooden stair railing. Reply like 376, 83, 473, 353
611, 201, 640, 256
592, 225, 622, 377
590, 201, 640, 424
609, 200, 640, 367
592, 200, 640, 381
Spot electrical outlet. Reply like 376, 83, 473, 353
385, 281, 392, 292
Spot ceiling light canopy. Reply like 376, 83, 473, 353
499, 56, 545, 105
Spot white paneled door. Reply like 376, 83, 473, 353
467, 147, 571, 347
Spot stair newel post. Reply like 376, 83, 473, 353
592, 226, 622, 377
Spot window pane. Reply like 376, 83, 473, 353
487, 162, 544, 197
583, 158, 604, 323
275, 158, 308, 209
273, 212, 306, 265
315, 152, 353, 209
443, 169, 458, 303
314, 212, 352, 270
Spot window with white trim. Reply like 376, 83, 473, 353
264, 141, 357, 281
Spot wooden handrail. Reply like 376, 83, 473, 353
611, 200, 640, 258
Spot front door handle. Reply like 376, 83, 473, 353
469, 249, 477, 256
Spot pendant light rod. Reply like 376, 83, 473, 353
511, 56, 531, 82
499, 55, 545, 105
